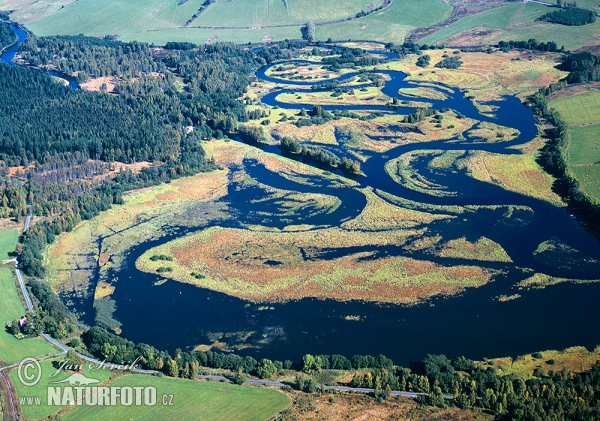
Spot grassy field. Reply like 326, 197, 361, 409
17, 0, 451, 45
550, 90, 600, 126
421, 2, 600, 51
9, 357, 114, 420
0, 228, 57, 363
550, 90, 600, 202
313, 0, 452, 45
61, 375, 290, 421
0, 268, 58, 363
0, 228, 18, 261
464, 139, 564, 207
421, 2, 548, 45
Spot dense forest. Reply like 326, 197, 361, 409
537, 7, 597, 26
18, 35, 164, 82
560, 51, 600, 84
0, 64, 180, 165
0, 21, 15, 51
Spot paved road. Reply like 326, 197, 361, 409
524, 0, 556, 6
14, 264, 33, 313
197, 375, 453, 400
23, 210, 31, 233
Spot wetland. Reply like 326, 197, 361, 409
44, 45, 600, 365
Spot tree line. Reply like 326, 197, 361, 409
25, 289, 600, 421
537, 7, 596, 26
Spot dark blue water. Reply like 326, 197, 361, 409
7, 28, 598, 365
0, 25, 79, 88
108, 58, 600, 366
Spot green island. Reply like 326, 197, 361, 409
1, 0, 600, 420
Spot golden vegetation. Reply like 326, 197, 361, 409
489, 346, 600, 379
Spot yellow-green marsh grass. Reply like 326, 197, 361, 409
341, 187, 453, 231
438, 237, 512, 263
46, 167, 230, 294
464, 147, 564, 206
517, 273, 600, 289
381, 50, 567, 103
385, 150, 458, 197
488, 346, 600, 379
466, 121, 520, 143
398, 87, 448, 101
46, 141, 357, 295
136, 225, 494, 305
275, 87, 391, 107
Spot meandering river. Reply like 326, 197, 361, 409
4, 31, 600, 365
111, 54, 600, 365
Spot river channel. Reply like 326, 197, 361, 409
4, 31, 600, 365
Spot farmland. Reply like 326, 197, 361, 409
61, 375, 290, 421
420, 1, 600, 50
9, 357, 114, 420
550, 89, 600, 202
6, 0, 452, 45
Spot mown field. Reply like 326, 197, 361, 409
11, 0, 451, 45
0, 229, 57, 363
550, 90, 600, 126
550, 90, 600, 202
61, 375, 290, 421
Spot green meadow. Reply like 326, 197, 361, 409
551, 90, 600, 203
20, 0, 451, 45
421, 2, 600, 50
551, 90, 600, 126
62, 375, 290, 421
0, 228, 18, 261
0, 229, 57, 363
9, 357, 113, 420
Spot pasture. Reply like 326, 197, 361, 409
0, 228, 18, 261
9, 357, 114, 420
550, 90, 600, 202
0, 269, 57, 363
421, 2, 600, 51
421, 2, 548, 46
550, 90, 600, 127
15, 0, 451, 45
61, 375, 290, 421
